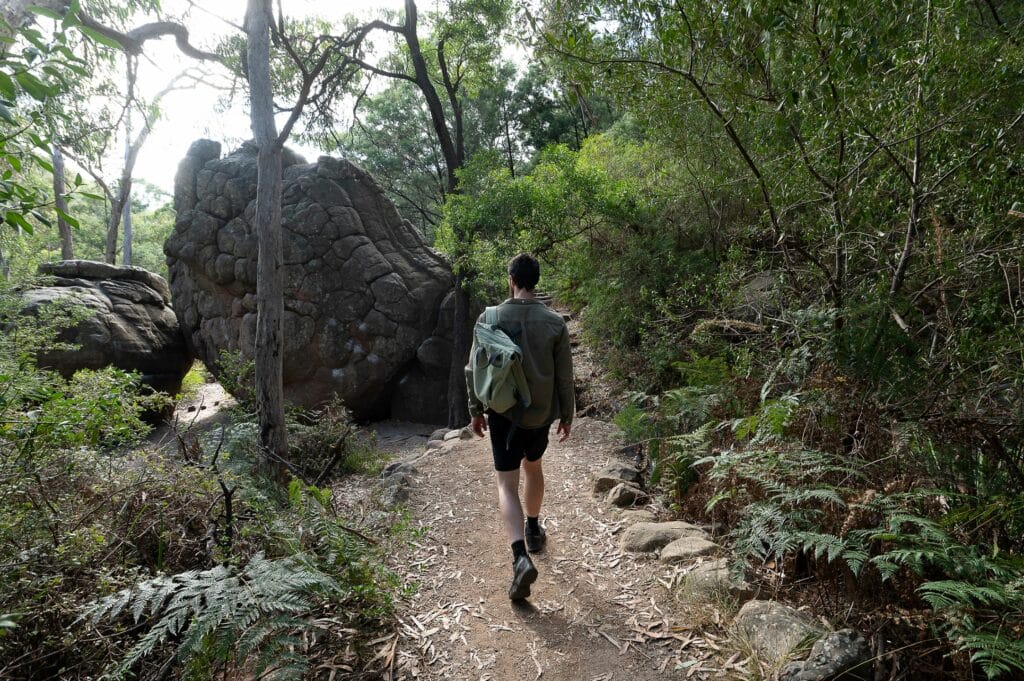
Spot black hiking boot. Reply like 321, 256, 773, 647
508, 554, 538, 601
525, 522, 547, 554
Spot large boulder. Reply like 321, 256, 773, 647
20, 260, 193, 396
166, 140, 454, 421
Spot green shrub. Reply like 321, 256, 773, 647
86, 480, 397, 681
286, 400, 384, 482
216, 349, 255, 408
0, 284, 401, 678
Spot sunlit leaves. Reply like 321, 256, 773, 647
0, 11, 94, 239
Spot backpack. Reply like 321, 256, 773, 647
469, 306, 532, 414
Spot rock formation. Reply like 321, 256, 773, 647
21, 260, 193, 397
166, 140, 454, 422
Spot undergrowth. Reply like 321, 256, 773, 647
612, 317, 1024, 679
0, 287, 405, 679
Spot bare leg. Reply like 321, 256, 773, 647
522, 457, 544, 518
496, 469, 525, 543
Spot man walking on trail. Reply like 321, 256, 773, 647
467, 253, 575, 601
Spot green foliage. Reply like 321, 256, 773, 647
696, 427, 1024, 677
0, 286, 154, 450
86, 552, 341, 680
329, 79, 448, 236
305, 0, 529, 237
439, 132, 720, 385
286, 399, 385, 481
176, 362, 205, 398
216, 348, 256, 408
521, 3, 1024, 674
1, 184, 175, 282
656, 424, 712, 511
0, 281, 200, 677
85, 476, 398, 680
0, 276, 401, 677
612, 398, 652, 444
0, 15, 90, 236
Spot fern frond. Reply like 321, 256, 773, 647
792, 531, 847, 562
920, 580, 1017, 610
961, 630, 1024, 679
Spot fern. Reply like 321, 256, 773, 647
960, 630, 1024, 679
792, 531, 848, 563
920, 580, 1016, 610
916, 576, 1024, 679
86, 553, 340, 680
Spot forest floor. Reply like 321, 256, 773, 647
157, 314, 737, 680
340, 314, 736, 681
359, 417, 735, 681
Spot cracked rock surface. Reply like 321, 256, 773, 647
22, 260, 192, 399
166, 140, 453, 420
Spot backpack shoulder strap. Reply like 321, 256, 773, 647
484, 306, 497, 326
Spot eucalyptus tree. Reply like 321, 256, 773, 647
50, 145, 73, 258
235, 2, 375, 473
336, 80, 449, 235
512, 63, 617, 153
42, 2, 219, 265
1, 0, 221, 271
242, 0, 289, 474
334, 59, 526, 236
0, 7, 90, 276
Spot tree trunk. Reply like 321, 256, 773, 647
51, 145, 74, 260
399, 1, 472, 424
121, 196, 132, 266
246, 0, 288, 479
403, 0, 460, 193
502, 99, 515, 178
105, 182, 127, 263
121, 109, 133, 266
105, 101, 153, 264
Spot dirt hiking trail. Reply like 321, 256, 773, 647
368, 417, 725, 681
157, 312, 735, 680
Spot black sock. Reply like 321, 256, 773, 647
526, 516, 540, 532
512, 540, 527, 559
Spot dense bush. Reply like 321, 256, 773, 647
440, 127, 729, 386
524, 0, 1024, 676
0, 286, 401, 679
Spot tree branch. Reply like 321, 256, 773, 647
73, 11, 222, 61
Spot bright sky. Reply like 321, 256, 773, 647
129, 0, 405, 194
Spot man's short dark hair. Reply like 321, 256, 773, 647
508, 253, 540, 291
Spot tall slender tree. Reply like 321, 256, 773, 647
238, 2, 365, 474
244, 0, 287, 477
51, 145, 74, 259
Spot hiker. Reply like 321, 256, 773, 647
466, 253, 575, 601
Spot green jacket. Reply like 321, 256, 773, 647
465, 297, 575, 429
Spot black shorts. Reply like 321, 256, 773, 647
488, 410, 550, 472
